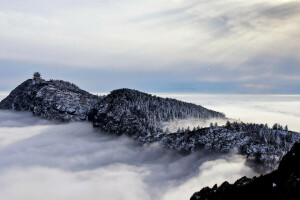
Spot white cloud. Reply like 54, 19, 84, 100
0, 110, 256, 200
0, 166, 150, 200
0, 0, 299, 72
162, 155, 254, 200
244, 83, 273, 90
156, 93, 300, 132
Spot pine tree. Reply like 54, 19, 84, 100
226, 121, 231, 129
165, 127, 170, 134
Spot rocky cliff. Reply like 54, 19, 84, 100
190, 142, 300, 200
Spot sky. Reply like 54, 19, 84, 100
0, 0, 299, 93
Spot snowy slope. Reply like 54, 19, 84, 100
0, 79, 101, 121
89, 88, 225, 138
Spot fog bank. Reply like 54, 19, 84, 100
0, 110, 255, 200
157, 94, 300, 132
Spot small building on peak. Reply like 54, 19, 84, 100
33, 72, 41, 80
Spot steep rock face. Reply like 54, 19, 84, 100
89, 88, 225, 138
0, 79, 101, 121
190, 143, 300, 200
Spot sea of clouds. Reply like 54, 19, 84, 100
157, 94, 300, 132
0, 93, 261, 200
0, 110, 255, 200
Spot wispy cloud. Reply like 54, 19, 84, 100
0, 0, 299, 93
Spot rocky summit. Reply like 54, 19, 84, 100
0, 79, 101, 121
190, 142, 300, 200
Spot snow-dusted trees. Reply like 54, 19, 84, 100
272, 123, 283, 131
186, 126, 191, 132
159, 121, 300, 172
165, 127, 170, 134
225, 121, 231, 129
92, 88, 226, 137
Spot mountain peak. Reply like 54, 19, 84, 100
0, 79, 101, 121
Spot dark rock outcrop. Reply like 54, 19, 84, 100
0, 79, 101, 121
190, 143, 300, 200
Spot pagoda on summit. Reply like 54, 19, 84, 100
33, 72, 41, 80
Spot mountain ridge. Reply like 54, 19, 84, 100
89, 88, 225, 139
1, 78, 300, 173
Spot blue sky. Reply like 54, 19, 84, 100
0, 0, 299, 93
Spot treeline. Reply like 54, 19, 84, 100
108, 88, 224, 123
91, 88, 226, 137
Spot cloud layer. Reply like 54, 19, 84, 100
0, 0, 299, 93
157, 93, 300, 132
0, 110, 255, 200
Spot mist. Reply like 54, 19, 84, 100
0, 110, 255, 200
3, 93, 298, 200
163, 118, 228, 133
157, 94, 300, 132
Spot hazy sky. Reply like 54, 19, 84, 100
0, 0, 299, 93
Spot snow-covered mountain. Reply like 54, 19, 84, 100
190, 142, 300, 200
0, 79, 101, 121
89, 88, 225, 138
158, 122, 300, 173
1, 78, 299, 172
